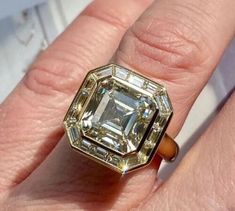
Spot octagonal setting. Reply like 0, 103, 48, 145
64, 64, 173, 174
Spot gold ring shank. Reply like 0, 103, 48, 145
157, 134, 179, 162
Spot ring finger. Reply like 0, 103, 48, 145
0, 0, 152, 189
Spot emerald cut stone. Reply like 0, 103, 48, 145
81, 78, 156, 154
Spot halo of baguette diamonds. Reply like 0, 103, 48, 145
64, 64, 173, 174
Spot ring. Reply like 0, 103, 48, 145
64, 64, 179, 174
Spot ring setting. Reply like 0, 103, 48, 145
64, 64, 178, 174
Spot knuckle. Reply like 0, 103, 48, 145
83, 1, 132, 31
23, 56, 84, 96
117, 15, 211, 75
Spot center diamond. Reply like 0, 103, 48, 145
81, 78, 156, 154
93, 90, 137, 136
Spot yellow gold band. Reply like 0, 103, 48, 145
157, 134, 179, 162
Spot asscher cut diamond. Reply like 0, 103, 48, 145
81, 78, 156, 154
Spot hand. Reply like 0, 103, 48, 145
0, 0, 234, 210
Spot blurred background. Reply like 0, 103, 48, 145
0, 0, 234, 179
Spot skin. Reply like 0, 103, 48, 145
0, 0, 234, 210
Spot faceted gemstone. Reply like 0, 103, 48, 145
81, 78, 156, 154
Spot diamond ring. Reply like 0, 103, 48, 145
64, 64, 179, 174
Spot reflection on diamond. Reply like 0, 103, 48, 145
81, 78, 156, 154
69, 125, 80, 142
115, 66, 128, 80
128, 75, 144, 87
155, 93, 172, 114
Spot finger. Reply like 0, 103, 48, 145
114, 0, 235, 136
8, 137, 161, 210
0, 0, 153, 189
11, 0, 235, 210
142, 91, 235, 210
